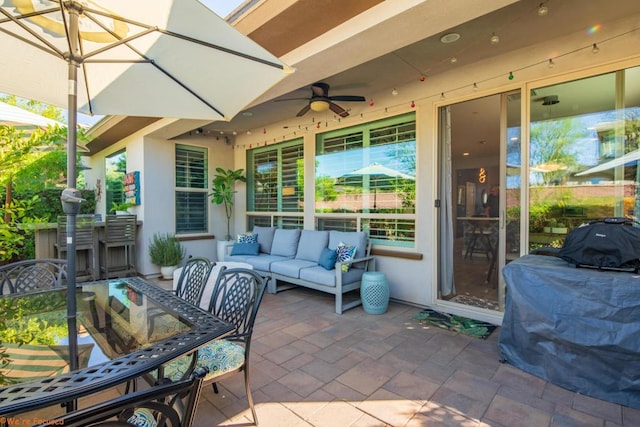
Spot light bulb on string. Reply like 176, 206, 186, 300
537, 2, 548, 16
411, 100, 415, 108
473, 83, 479, 91
440, 92, 445, 100
490, 33, 500, 45
450, 57, 458, 64
508, 71, 514, 80
419, 75, 426, 82
391, 88, 398, 96
369, 99, 374, 107
548, 58, 555, 68
592, 43, 600, 53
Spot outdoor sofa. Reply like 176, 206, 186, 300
225, 226, 376, 314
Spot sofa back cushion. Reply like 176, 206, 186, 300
270, 229, 301, 257
295, 230, 329, 262
252, 226, 277, 254
329, 231, 368, 262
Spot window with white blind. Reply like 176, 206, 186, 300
316, 113, 416, 247
175, 144, 208, 234
247, 139, 304, 229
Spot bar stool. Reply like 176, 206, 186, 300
99, 214, 137, 279
54, 214, 97, 281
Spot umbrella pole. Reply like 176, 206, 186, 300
64, 4, 80, 378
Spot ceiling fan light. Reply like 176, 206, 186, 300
310, 100, 330, 112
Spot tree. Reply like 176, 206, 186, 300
529, 118, 586, 186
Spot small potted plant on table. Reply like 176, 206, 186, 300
111, 201, 135, 215
148, 232, 185, 279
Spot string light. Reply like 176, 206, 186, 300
391, 88, 398, 96
490, 33, 500, 45
450, 57, 458, 64
238, 35, 630, 145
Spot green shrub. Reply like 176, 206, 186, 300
148, 233, 185, 267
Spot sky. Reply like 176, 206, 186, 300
200, 0, 246, 18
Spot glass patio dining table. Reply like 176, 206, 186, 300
0, 276, 234, 418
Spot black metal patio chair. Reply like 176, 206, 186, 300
160, 267, 268, 425
0, 258, 67, 295
36, 367, 209, 427
173, 257, 214, 305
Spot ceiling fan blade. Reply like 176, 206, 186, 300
329, 95, 366, 102
311, 82, 330, 97
296, 104, 311, 117
274, 97, 310, 102
329, 102, 349, 118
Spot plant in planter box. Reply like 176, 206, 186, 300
110, 201, 135, 214
208, 168, 246, 241
148, 232, 185, 278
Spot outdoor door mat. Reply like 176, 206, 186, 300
414, 309, 497, 339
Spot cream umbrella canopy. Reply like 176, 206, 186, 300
0, 0, 291, 373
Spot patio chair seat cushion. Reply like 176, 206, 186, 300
127, 409, 158, 427
271, 259, 318, 279
299, 265, 366, 287
163, 339, 244, 381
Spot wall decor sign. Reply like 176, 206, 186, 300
124, 171, 141, 206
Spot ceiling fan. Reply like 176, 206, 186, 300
277, 82, 366, 118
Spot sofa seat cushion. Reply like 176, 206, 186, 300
225, 254, 292, 271
271, 259, 318, 278
295, 230, 329, 262
299, 265, 366, 287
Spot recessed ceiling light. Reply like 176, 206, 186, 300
463, 152, 470, 156
440, 33, 460, 44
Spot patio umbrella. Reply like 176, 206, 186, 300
339, 162, 415, 209
0, 101, 65, 129
0, 0, 290, 373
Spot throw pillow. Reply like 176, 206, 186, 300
318, 247, 337, 270
230, 242, 260, 256
237, 233, 258, 244
336, 242, 356, 272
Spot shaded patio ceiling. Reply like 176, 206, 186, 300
88, 0, 640, 157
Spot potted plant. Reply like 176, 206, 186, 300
148, 232, 185, 279
111, 201, 135, 215
208, 168, 246, 261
